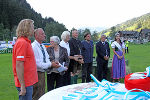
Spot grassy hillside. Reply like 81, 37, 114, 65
100, 13, 150, 37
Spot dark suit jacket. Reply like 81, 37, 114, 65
68, 38, 82, 72
68, 38, 82, 56
47, 45, 69, 69
96, 41, 110, 62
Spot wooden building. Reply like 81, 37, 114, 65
139, 29, 150, 42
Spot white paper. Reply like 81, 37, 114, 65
57, 62, 67, 72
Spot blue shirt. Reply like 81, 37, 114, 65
81, 40, 94, 63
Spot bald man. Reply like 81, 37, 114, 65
32, 28, 59, 100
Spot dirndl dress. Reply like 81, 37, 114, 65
111, 41, 126, 79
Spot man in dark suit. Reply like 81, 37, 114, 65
96, 34, 110, 81
68, 29, 83, 84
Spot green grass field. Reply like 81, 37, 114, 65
0, 54, 18, 100
0, 43, 150, 100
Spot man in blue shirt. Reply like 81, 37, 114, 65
81, 33, 94, 83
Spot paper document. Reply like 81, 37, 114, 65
57, 62, 67, 72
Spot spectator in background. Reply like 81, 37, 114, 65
96, 34, 110, 81
125, 39, 129, 53
68, 29, 84, 84
32, 28, 60, 100
12, 37, 17, 47
111, 33, 126, 82
47, 36, 69, 91
81, 33, 94, 83
12, 19, 38, 100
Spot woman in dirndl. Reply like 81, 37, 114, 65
111, 33, 126, 82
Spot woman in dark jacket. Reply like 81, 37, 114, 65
47, 36, 69, 91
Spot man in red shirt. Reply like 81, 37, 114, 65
12, 19, 38, 100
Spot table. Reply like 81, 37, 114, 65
39, 83, 96, 100
39, 81, 150, 100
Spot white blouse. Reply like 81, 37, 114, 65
60, 40, 70, 56
111, 41, 125, 51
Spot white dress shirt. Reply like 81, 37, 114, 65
32, 40, 51, 72
60, 40, 70, 56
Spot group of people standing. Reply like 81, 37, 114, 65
12, 19, 126, 100
96, 33, 126, 83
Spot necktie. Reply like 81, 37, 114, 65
40, 45, 46, 63
103, 42, 107, 56
102, 42, 105, 45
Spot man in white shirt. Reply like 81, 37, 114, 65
32, 28, 59, 100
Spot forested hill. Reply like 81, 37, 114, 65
0, 0, 67, 41
100, 12, 150, 37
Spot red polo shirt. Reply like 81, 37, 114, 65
12, 37, 38, 87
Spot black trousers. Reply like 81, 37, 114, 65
97, 60, 108, 81
82, 62, 92, 83
125, 47, 129, 53
47, 72, 63, 92
62, 70, 71, 86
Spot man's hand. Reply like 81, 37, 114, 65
19, 85, 26, 96
74, 55, 83, 62
78, 55, 83, 59
75, 70, 81, 75
71, 72, 74, 76
104, 56, 109, 60
106, 56, 109, 60
51, 62, 60, 68
16, 61, 26, 96
78, 59, 84, 64
73, 56, 79, 61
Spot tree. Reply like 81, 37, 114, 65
0, 23, 11, 41
77, 28, 91, 40
92, 31, 99, 42
0, 0, 68, 41
0, 23, 4, 40
109, 26, 116, 38
3, 28, 11, 41
44, 22, 67, 42
78, 29, 84, 40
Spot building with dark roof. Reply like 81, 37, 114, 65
118, 31, 139, 41
118, 29, 150, 43
139, 29, 150, 42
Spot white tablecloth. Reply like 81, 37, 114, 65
39, 81, 150, 100
39, 83, 96, 100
